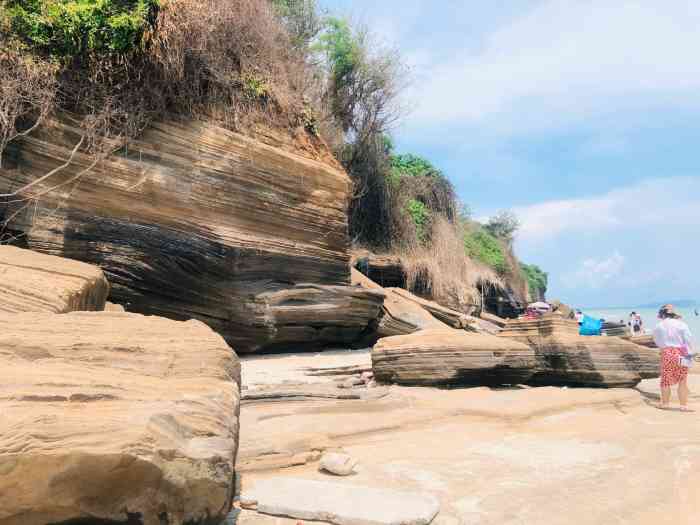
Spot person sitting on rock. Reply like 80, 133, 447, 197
653, 304, 695, 411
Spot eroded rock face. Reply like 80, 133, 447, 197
0, 311, 240, 525
0, 118, 375, 352
386, 288, 475, 330
247, 284, 385, 352
500, 316, 660, 387
371, 329, 536, 387
353, 252, 406, 288
351, 268, 447, 338
527, 335, 660, 388
0, 245, 109, 313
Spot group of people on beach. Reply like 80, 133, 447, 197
653, 304, 695, 411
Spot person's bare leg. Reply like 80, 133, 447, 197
678, 378, 689, 408
660, 386, 671, 407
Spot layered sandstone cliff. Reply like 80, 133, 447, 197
0, 117, 382, 352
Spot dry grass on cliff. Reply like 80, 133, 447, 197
0, 0, 318, 167
150, 0, 311, 131
400, 217, 501, 313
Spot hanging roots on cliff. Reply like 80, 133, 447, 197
401, 217, 501, 312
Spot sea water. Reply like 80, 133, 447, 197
585, 306, 700, 338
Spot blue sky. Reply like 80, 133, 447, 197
321, 0, 700, 308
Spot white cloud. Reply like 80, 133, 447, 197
568, 252, 626, 289
515, 176, 700, 243
407, 0, 700, 134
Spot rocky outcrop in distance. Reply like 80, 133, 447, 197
1, 117, 380, 353
0, 245, 109, 313
0, 311, 240, 525
500, 316, 660, 387
372, 328, 536, 387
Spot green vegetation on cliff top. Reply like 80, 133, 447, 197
463, 228, 508, 275
521, 263, 548, 301
4, 0, 159, 56
1, 0, 547, 306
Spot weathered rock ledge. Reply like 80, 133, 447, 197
500, 316, 660, 387
372, 329, 536, 387
0, 311, 240, 525
0, 245, 109, 313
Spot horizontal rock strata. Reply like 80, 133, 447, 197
0, 117, 375, 352
500, 316, 659, 387
0, 245, 108, 313
499, 315, 581, 342
0, 312, 240, 525
623, 334, 657, 348
528, 335, 660, 387
247, 284, 385, 352
372, 329, 536, 387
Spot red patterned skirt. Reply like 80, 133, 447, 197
660, 347, 688, 388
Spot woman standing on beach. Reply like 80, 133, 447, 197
653, 304, 695, 411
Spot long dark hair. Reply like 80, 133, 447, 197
658, 305, 681, 319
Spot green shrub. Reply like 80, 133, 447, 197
521, 263, 548, 301
5, 0, 160, 57
405, 198, 430, 242
389, 153, 442, 184
463, 229, 507, 274
242, 73, 270, 100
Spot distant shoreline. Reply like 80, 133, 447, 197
582, 301, 698, 310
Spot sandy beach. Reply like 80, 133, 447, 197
237, 349, 700, 525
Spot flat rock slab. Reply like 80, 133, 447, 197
0, 245, 109, 313
243, 477, 439, 525
372, 328, 536, 387
0, 311, 240, 525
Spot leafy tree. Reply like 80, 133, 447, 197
484, 210, 519, 243
521, 263, 548, 301
315, 16, 404, 141
270, 0, 322, 48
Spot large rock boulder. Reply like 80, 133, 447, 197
500, 316, 659, 387
0, 245, 109, 313
527, 334, 660, 388
386, 287, 475, 330
371, 329, 536, 387
0, 117, 377, 352
0, 311, 240, 525
351, 268, 447, 338
244, 284, 385, 351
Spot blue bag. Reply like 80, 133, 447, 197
579, 315, 602, 336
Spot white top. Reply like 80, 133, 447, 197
653, 318, 694, 352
